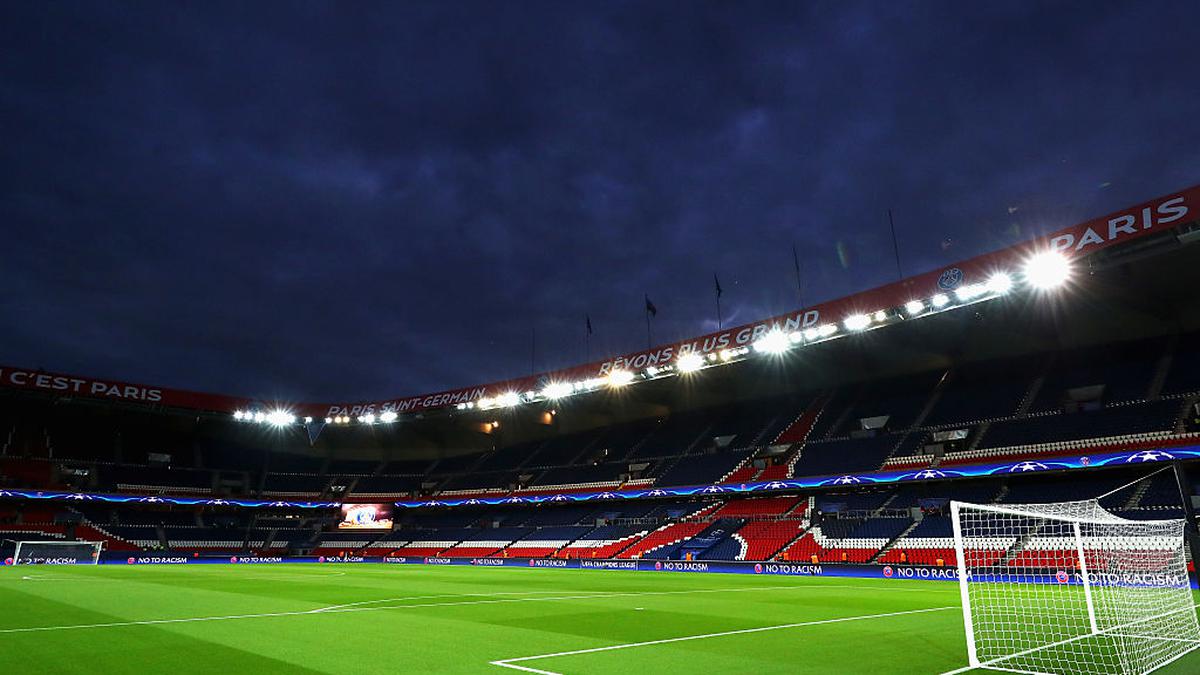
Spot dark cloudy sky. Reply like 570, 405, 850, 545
2, 1, 1198, 402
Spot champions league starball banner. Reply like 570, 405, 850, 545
1, 444, 1198, 511
0, 490, 339, 510
391, 445, 1200, 509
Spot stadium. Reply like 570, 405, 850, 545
4, 182, 1200, 674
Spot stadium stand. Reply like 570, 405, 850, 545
5, 234, 1200, 567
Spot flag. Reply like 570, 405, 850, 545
586, 314, 593, 335
644, 295, 657, 317
714, 273, 723, 298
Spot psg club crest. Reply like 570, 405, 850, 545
654, 561, 663, 571
230, 556, 239, 564
1056, 570, 1070, 583
883, 566, 894, 578
3, 557, 12, 566
126, 557, 136, 565
754, 563, 763, 574
938, 267, 964, 291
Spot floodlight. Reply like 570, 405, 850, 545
873, 310, 888, 323
905, 300, 925, 316
753, 329, 790, 354
677, 352, 705, 373
844, 314, 871, 331
608, 370, 635, 387
379, 411, 398, 423
986, 272, 1013, 295
956, 283, 986, 301
497, 392, 521, 407
324, 417, 333, 424
1023, 251, 1071, 289
303, 416, 313, 424
818, 324, 838, 338
233, 411, 245, 421
266, 410, 294, 426
645, 366, 660, 377
253, 411, 266, 423
361, 413, 376, 424
803, 327, 821, 341
931, 293, 950, 308
542, 382, 573, 399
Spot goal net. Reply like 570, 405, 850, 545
10, 540, 104, 565
950, 499, 1200, 674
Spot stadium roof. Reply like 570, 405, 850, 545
3, 182, 1199, 423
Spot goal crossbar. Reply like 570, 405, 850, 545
11, 540, 104, 565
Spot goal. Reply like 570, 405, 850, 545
950, 499, 1200, 675
10, 540, 104, 565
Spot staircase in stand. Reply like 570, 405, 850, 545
869, 520, 920, 563
772, 525, 813, 562
999, 523, 1043, 566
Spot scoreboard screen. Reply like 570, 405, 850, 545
338, 503, 393, 530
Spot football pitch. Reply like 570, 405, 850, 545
2, 564, 1199, 674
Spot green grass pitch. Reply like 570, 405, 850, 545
2, 564, 1198, 674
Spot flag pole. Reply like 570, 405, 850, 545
644, 295, 653, 349
585, 315, 592, 362
714, 272, 723, 330
888, 208, 904, 280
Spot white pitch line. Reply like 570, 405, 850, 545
0, 583, 868, 634
490, 605, 959, 674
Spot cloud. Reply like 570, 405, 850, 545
1, 1, 1198, 400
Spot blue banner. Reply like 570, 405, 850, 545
394, 446, 1200, 508
0, 445, 1195, 511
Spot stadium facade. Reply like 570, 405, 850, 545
3, 182, 1200, 572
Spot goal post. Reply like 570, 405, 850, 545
950, 499, 1200, 675
10, 540, 104, 565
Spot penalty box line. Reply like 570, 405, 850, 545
489, 605, 958, 675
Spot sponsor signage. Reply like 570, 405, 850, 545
38, 555, 1190, 590
126, 556, 190, 565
